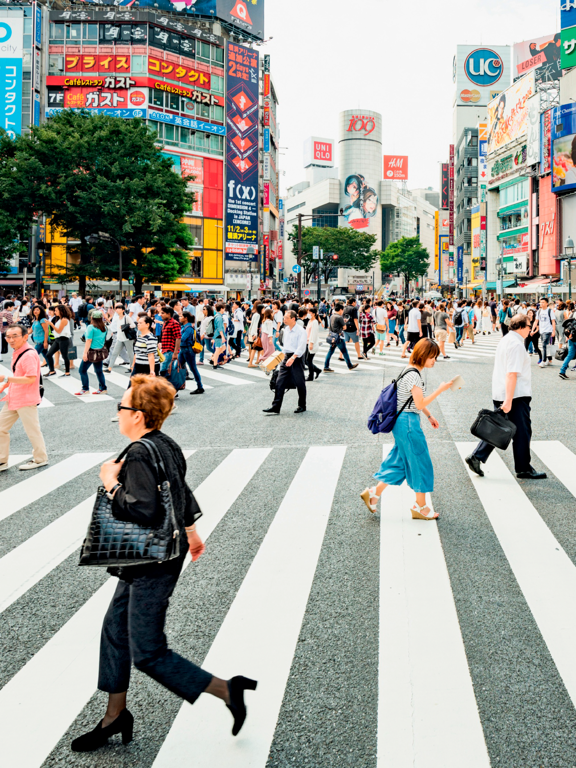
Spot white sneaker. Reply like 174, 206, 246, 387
0, 463, 8, 472
538, 362, 545, 367
19, 460, 48, 471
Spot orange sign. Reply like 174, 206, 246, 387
383, 155, 409, 180
148, 57, 211, 90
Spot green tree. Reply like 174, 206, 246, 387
2, 111, 195, 293
0, 132, 33, 273
287, 225, 381, 284
380, 237, 431, 294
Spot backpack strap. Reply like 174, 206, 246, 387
12, 347, 33, 373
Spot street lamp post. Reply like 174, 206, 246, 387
464, 268, 469, 300
86, 232, 122, 297
563, 236, 575, 301
246, 245, 255, 301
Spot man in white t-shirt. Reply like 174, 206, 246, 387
466, 313, 546, 480
535, 297, 556, 366
128, 295, 145, 319
400, 300, 422, 358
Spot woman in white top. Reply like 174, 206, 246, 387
305, 306, 322, 380
105, 303, 135, 372
474, 300, 483, 334
260, 308, 275, 360
481, 301, 492, 334
45, 304, 72, 376
247, 302, 262, 368
373, 301, 389, 355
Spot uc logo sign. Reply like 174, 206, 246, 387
0, 23, 13, 43
465, 48, 503, 87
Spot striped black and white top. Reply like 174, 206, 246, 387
134, 332, 160, 366
396, 367, 425, 413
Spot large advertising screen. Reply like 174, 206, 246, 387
225, 42, 259, 261
342, 173, 379, 230
0, 13, 23, 138
551, 103, 576, 194
514, 34, 561, 84
487, 72, 535, 154
117, 0, 264, 40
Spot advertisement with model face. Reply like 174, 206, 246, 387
342, 174, 379, 230
487, 72, 535, 154
551, 103, 576, 193
513, 34, 561, 84
225, 42, 259, 260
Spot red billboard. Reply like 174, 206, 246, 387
65, 54, 131, 74
148, 57, 211, 90
383, 155, 408, 180
441, 163, 449, 208
539, 176, 558, 274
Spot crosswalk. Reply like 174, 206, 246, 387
2, 438, 576, 765
0, 335, 504, 411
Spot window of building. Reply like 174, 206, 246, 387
83, 23, 98, 44
180, 127, 191, 146
48, 55, 64, 75
198, 103, 210, 119
499, 179, 529, 207
210, 134, 222, 154
186, 223, 202, 247
49, 22, 65, 42
151, 89, 164, 107
190, 255, 202, 277
131, 55, 146, 74
164, 124, 177, 145
211, 104, 224, 122
211, 75, 224, 94
197, 42, 211, 62
65, 23, 82, 41
168, 93, 180, 111
212, 46, 224, 65
195, 131, 205, 150
182, 97, 195, 116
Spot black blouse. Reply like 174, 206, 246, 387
109, 429, 202, 580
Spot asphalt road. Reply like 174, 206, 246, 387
2, 331, 576, 768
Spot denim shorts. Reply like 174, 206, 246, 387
374, 412, 434, 493
344, 331, 359, 343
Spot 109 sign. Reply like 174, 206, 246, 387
465, 48, 503, 87
346, 115, 376, 137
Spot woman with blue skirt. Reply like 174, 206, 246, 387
361, 339, 453, 520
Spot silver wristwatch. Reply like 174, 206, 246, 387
106, 483, 122, 500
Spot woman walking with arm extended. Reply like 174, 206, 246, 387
179, 312, 204, 395
260, 307, 276, 359
45, 304, 72, 377
360, 339, 453, 519
71, 376, 257, 753
30, 304, 49, 365
247, 302, 262, 368
359, 302, 376, 357
525, 308, 541, 363
305, 306, 322, 380
75, 310, 108, 395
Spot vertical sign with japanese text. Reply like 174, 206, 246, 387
0, 13, 23, 139
225, 42, 259, 262
457, 245, 464, 284
441, 163, 449, 209
449, 144, 455, 247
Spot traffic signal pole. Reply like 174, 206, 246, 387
297, 213, 302, 300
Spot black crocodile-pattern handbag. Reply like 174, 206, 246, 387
78, 438, 180, 567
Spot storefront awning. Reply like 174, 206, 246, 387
485, 280, 515, 289
162, 283, 229, 292
462, 281, 483, 289
505, 277, 559, 295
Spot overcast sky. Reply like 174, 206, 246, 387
263, 0, 559, 196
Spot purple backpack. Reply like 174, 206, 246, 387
367, 368, 420, 434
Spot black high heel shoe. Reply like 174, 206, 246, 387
227, 676, 258, 736
71, 708, 134, 752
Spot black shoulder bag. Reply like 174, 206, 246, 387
470, 408, 517, 451
79, 438, 181, 567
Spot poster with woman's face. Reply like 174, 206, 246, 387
343, 173, 379, 230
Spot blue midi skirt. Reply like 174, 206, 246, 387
374, 411, 434, 493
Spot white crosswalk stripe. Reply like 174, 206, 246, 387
4, 439, 576, 766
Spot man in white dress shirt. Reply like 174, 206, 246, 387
263, 310, 307, 414
466, 313, 546, 479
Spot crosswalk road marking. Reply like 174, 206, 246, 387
0, 448, 268, 768
224, 361, 269, 379
195, 366, 254, 385
0, 453, 113, 522
153, 445, 346, 768
457, 442, 576, 712
5, 437, 576, 766
377, 447, 489, 767
5, 454, 32, 468
40, 367, 113, 402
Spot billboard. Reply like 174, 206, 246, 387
225, 42, 259, 261
303, 136, 334, 168
63, 86, 149, 111
0, 13, 23, 139
453, 44, 511, 106
563, 0, 576, 30
541, 108, 552, 175
457, 245, 463, 284
342, 173, 379, 230
487, 72, 535, 154
551, 103, 576, 193
514, 34, 561, 84
383, 155, 408, 180
125, 0, 265, 40
561, 25, 576, 70
441, 163, 449, 208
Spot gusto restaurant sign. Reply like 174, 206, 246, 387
346, 114, 376, 137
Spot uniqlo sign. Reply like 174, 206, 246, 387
383, 155, 409, 180
313, 141, 332, 163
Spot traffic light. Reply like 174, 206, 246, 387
332, 253, 339, 261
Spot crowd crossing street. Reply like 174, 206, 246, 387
1, 291, 576, 768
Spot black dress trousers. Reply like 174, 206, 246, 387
271, 353, 306, 411
472, 396, 532, 474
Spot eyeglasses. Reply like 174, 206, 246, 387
116, 404, 144, 414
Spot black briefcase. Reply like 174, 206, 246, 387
470, 408, 517, 450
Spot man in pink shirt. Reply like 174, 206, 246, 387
0, 323, 48, 471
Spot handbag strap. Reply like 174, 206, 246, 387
138, 437, 169, 484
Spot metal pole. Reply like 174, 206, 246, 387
569, 260, 572, 302
297, 213, 302, 301
118, 240, 123, 299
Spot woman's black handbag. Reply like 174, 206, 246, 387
470, 408, 517, 450
555, 347, 568, 361
79, 439, 181, 567
122, 321, 137, 341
